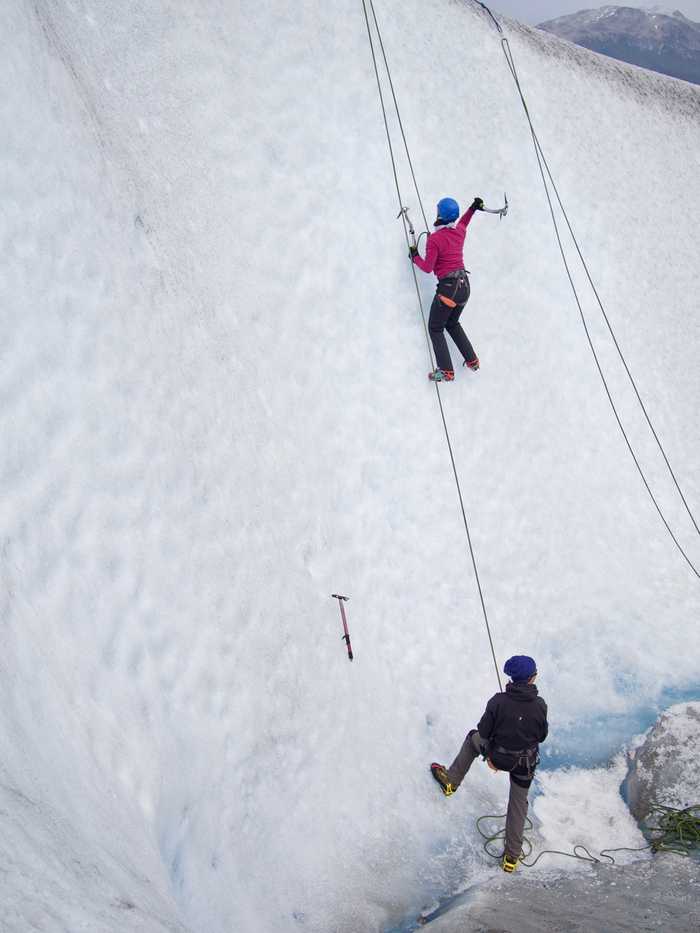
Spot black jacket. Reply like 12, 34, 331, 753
477, 681, 548, 754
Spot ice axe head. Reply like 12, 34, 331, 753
331, 594, 349, 601
500, 192, 508, 220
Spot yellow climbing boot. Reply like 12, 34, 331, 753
501, 853, 520, 873
430, 763, 455, 797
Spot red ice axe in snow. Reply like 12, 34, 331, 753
331, 594, 354, 661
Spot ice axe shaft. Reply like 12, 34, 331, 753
331, 594, 354, 661
397, 206, 417, 248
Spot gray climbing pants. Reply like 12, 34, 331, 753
446, 730, 531, 860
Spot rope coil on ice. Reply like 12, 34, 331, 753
476, 802, 700, 867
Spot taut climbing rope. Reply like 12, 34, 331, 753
472, 0, 700, 581
360, 0, 503, 690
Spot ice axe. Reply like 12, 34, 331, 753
482, 192, 508, 219
331, 594, 354, 661
397, 205, 418, 250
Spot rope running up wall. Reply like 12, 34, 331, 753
472, 0, 700, 582
360, 0, 503, 691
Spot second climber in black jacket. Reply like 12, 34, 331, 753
430, 655, 548, 873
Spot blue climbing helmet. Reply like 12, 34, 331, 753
436, 197, 460, 223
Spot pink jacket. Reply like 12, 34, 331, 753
412, 205, 476, 280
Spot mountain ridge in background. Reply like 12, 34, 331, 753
537, 5, 700, 85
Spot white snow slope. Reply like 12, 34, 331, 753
2, 1, 700, 931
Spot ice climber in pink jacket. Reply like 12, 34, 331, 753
411, 196, 484, 382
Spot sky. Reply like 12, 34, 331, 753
490, 0, 700, 24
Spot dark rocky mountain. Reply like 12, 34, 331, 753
537, 6, 700, 85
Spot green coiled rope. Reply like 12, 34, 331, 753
644, 804, 700, 855
476, 804, 700, 867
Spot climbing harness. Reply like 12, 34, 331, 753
472, 728, 540, 781
331, 594, 354, 661
489, 744, 540, 780
472, 0, 700, 581
436, 270, 470, 309
361, 0, 504, 690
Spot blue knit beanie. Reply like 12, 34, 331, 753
504, 655, 537, 682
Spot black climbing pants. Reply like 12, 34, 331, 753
428, 272, 477, 373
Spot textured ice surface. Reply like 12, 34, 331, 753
422, 855, 700, 932
1, 1, 700, 931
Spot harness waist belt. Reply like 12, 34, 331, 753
439, 269, 468, 281
494, 744, 537, 757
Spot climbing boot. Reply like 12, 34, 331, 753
464, 357, 480, 371
428, 369, 454, 382
501, 853, 520, 873
430, 762, 455, 796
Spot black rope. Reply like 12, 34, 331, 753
474, 1, 700, 581
541, 132, 700, 542
359, 0, 434, 363
360, 0, 503, 691
367, 0, 430, 233
472, 0, 503, 34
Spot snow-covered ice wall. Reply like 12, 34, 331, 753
2, 1, 699, 930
